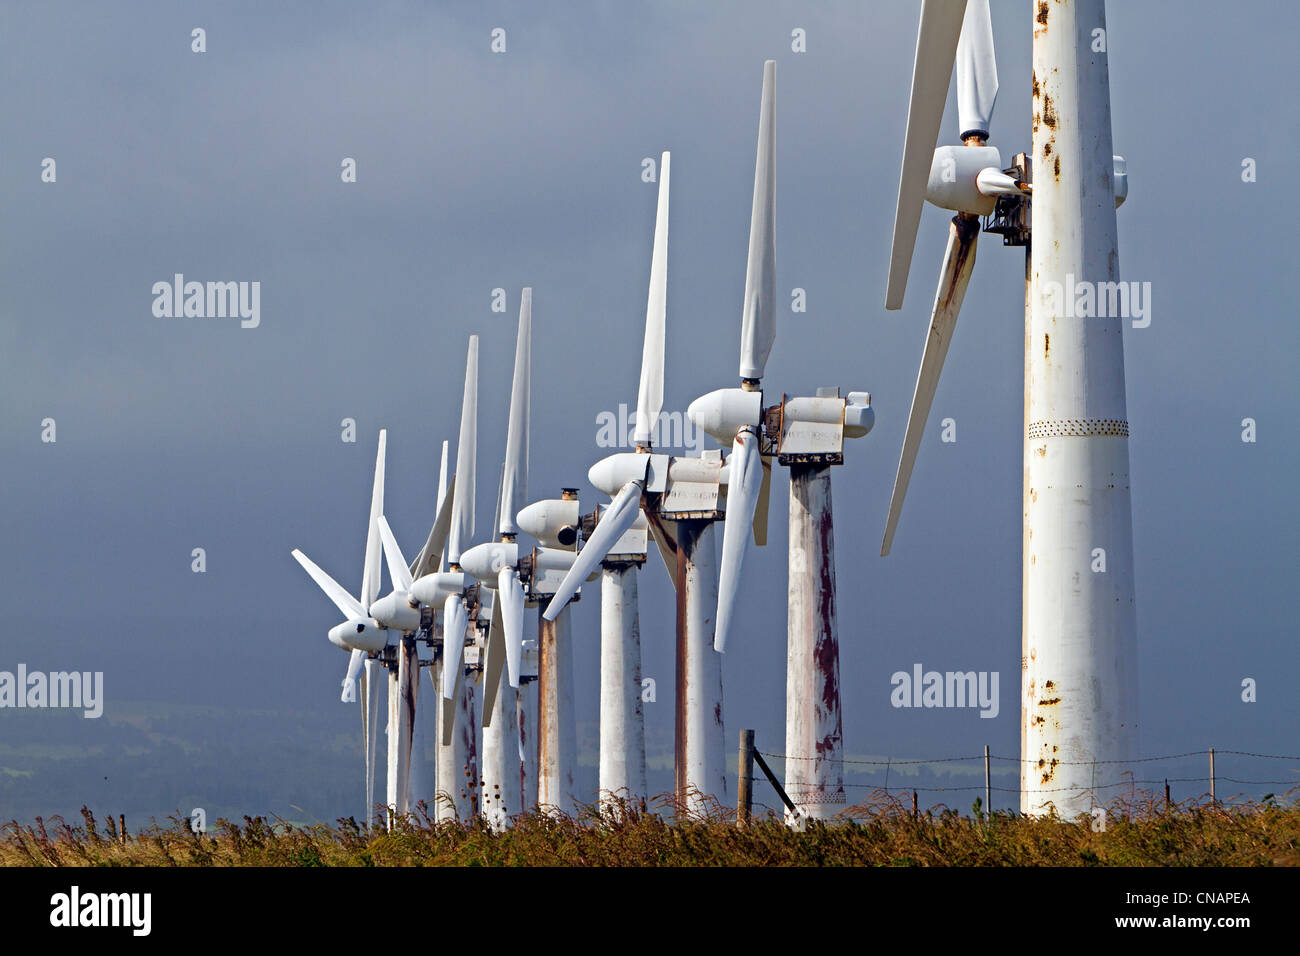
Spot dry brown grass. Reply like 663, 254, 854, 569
3, 789, 1298, 866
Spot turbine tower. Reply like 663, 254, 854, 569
882, 0, 1136, 818
689, 60, 874, 822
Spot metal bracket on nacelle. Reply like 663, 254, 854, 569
983, 152, 1032, 246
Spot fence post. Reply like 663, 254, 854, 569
737, 729, 755, 827
984, 745, 991, 819
1209, 748, 1216, 804
1164, 779, 1170, 813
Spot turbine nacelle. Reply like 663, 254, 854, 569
328, 618, 388, 654
587, 452, 666, 497
409, 570, 467, 607
687, 387, 763, 445
459, 540, 520, 584
368, 591, 421, 632
530, 544, 589, 593
926, 144, 1012, 216
517, 497, 580, 549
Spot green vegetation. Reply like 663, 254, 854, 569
4, 793, 1299, 866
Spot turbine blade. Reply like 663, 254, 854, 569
409, 474, 457, 582
342, 648, 365, 703
360, 430, 388, 609
480, 595, 506, 728
955, 0, 997, 139
543, 479, 643, 621
881, 215, 979, 555
752, 454, 772, 547
886, 0, 968, 310
448, 336, 479, 565
499, 566, 526, 688
435, 441, 450, 572
739, 61, 777, 381
439, 663, 463, 748
377, 515, 414, 592
634, 151, 670, 445
716, 429, 763, 652
440, 595, 468, 700
501, 290, 531, 532
293, 549, 366, 620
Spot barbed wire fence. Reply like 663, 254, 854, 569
735, 734, 1300, 822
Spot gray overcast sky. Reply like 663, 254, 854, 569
2, 1, 1297, 817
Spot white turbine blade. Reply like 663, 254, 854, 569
293, 549, 366, 620
955, 0, 997, 139
543, 478, 643, 621
376, 515, 414, 592
491, 462, 505, 545
739, 61, 776, 382
448, 336, 479, 565
439, 660, 463, 748
752, 455, 772, 547
501, 290, 532, 532
716, 429, 763, 652
480, 595, 506, 728
881, 215, 979, 556
499, 566, 526, 688
410, 474, 457, 581
360, 430, 388, 609
435, 440, 450, 572
634, 151, 670, 446
341, 648, 365, 703
886, 0, 969, 310
440, 594, 468, 700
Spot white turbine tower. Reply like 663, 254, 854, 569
689, 60, 874, 823
546, 150, 733, 817
882, 0, 1136, 818
291, 431, 393, 826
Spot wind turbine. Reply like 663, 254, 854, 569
881, 0, 1136, 818
539, 152, 674, 813
459, 288, 534, 827
513, 489, 589, 815
545, 150, 732, 817
291, 431, 392, 826
398, 336, 483, 820
403, 440, 451, 815
688, 60, 874, 822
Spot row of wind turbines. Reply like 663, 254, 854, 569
292, 0, 1139, 825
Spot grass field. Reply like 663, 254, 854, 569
4, 791, 1300, 866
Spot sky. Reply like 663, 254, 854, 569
1, 1, 1298, 821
